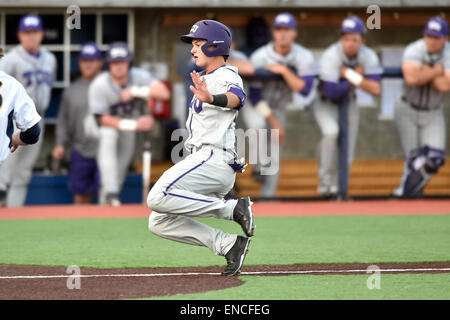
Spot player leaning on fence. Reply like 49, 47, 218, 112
312, 16, 382, 197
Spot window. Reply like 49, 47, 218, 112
0, 10, 134, 124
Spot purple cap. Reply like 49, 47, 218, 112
79, 42, 103, 60
340, 16, 365, 35
18, 15, 43, 32
423, 16, 449, 38
273, 13, 298, 30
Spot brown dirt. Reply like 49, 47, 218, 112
0, 262, 449, 300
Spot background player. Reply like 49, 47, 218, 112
249, 12, 318, 197
52, 42, 104, 204
0, 48, 41, 171
313, 16, 382, 196
147, 20, 254, 276
89, 42, 170, 206
0, 14, 56, 207
392, 16, 449, 197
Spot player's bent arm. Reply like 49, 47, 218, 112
431, 71, 450, 93
227, 59, 255, 77
148, 81, 170, 101
11, 122, 41, 153
402, 61, 443, 86
358, 75, 381, 96
279, 67, 307, 93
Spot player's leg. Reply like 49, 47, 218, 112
147, 148, 237, 220
4, 121, 45, 207
402, 107, 447, 196
345, 99, 360, 194
97, 126, 120, 204
148, 211, 237, 256
393, 97, 420, 196
68, 149, 98, 204
117, 130, 136, 193
313, 99, 339, 195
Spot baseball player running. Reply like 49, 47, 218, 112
88, 42, 170, 206
249, 12, 318, 197
0, 49, 41, 171
0, 14, 56, 207
392, 16, 449, 197
313, 16, 382, 196
53, 42, 104, 204
147, 20, 254, 276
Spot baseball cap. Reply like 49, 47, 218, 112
106, 42, 132, 63
340, 16, 365, 35
18, 14, 43, 32
273, 13, 298, 30
79, 42, 103, 60
423, 16, 449, 38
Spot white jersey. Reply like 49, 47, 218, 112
0, 71, 41, 165
185, 65, 246, 152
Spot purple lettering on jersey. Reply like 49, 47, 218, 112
23, 71, 33, 87
22, 70, 52, 87
110, 100, 138, 117
190, 96, 203, 113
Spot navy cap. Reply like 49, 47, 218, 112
340, 16, 365, 35
79, 42, 103, 60
273, 13, 298, 30
18, 14, 43, 32
423, 16, 449, 38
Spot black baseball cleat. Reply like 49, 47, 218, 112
221, 236, 251, 276
233, 196, 255, 237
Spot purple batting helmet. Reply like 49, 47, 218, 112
180, 20, 232, 57
340, 16, 366, 35
18, 14, 43, 32
106, 42, 132, 63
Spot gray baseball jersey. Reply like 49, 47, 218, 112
185, 65, 246, 152
89, 67, 155, 118
250, 41, 317, 118
402, 39, 450, 109
56, 78, 98, 159
0, 45, 56, 115
319, 41, 382, 84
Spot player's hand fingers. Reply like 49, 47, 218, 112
189, 85, 197, 94
10, 145, 17, 153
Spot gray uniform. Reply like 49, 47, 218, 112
89, 67, 154, 203
56, 78, 98, 159
0, 45, 56, 206
393, 39, 449, 196
147, 64, 246, 257
250, 42, 317, 196
313, 41, 382, 193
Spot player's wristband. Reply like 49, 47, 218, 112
131, 86, 151, 99
211, 94, 228, 108
255, 101, 272, 118
344, 68, 363, 86
119, 119, 138, 131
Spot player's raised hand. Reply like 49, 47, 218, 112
190, 71, 213, 103
10, 133, 26, 153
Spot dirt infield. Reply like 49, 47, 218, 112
1, 262, 449, 300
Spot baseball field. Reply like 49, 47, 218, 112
0, 199, 449, 302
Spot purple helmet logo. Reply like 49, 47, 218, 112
180, 20, 232, 57
106, 42, 132, 63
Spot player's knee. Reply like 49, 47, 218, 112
148, 212, 167, 236
146, 186, 165, 212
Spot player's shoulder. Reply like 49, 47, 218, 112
0, 70, 24, 89
405, 38, 425, 53
130, 67, 152, 78
90, 71, 110, 88
321, 42, 340, 58
292, 43, 314, 56
214, 65, 242, 81
249, 42, 271, 59
359, 45, 379, 62
40, 47, 57, 62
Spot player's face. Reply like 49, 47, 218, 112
109, 61, 130, 79
191, 39, 211, 68
79, 59, 103, 80
340, 33, 364, 58
17, 30, 44, 53
272, 27, 297, 47
424, 35, 447, 54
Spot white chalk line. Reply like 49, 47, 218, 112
1, 267, 450, 279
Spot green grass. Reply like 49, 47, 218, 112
149, 273, 450, 300
0, 215, 449, 268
